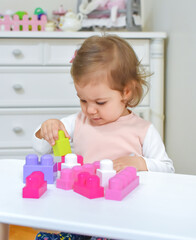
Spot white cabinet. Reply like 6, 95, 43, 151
0, 32, 166, 159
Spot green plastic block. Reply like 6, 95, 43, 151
52, 130, 72, 156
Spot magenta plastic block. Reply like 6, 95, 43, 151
23, 171, 47, 198
105, 167, 139, 201
93, 161, 100, 173
23, 154, 57, 184
77, 155, 84, 165
58, 155, 65, 171
73, 172, 104, 199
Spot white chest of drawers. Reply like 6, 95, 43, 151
0, 31, 166, 159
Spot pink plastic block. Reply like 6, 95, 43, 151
77, 155, 84, 165
105, 167, 139, 201
58, 155, 65, 171
72, 166, 84, 181
56, 168, 74, 190
82, 163, 95, 175
73, 172, 104, 199
93, 161, 100, 173
23, 171, 47, 199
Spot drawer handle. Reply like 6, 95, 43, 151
13, 84, 23, 91
13, 127, 23, 133
12, 49, 22, 57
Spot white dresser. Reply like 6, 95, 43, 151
0, 31, 166, 159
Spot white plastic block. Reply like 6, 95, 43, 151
61, 153, 81, 169
96, 159, 116, 188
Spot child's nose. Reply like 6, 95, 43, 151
86, 104, 97, 114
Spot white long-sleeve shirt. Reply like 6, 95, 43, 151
32, 112, 175, 173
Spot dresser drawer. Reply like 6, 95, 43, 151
126, 39, 150, 65
0, 67, 80, 107
44, 39, 84, 65
0, 39, 43, 65
43, 39, 150, 66
0, 108, 80, 149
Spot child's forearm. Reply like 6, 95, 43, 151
113, 156, 148, 172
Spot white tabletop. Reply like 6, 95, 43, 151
0, 159, 196, 240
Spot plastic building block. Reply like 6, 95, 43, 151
58, 155, 65, 171
61, 153, 81, 169
23, 154, 57, 184
23, 171, 47, 198
82, 163, 95, 175
77, 155, 84, 165
52, 130, 72, 156
56, 168, 74, 190
58, 154, 84, 171
56, 162, 100, 191
73, 172, 104, 199
93, 161, 100, 172
96, 159, 116, 188
105, 167, 139, 201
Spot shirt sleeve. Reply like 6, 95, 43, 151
32, 113, 78, 155
142, 124, 175, 173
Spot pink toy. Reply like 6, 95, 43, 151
0, 14, 47, 31
105, 167, 139, 201
56, 168, 74, 190
73, 172, 104, 199
23, 171, 47, 199
56, 162, 99, 191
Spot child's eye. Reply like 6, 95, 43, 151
80, 99, 87, 103
96, 101, 106, 105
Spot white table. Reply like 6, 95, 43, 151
0, 159, 196, 240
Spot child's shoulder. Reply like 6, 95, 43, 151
130, 111, 152, 129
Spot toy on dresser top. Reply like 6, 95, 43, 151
23, 130, 139, 200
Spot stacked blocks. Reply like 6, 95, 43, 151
56, 161, 101, 192
23, 171, 47, 198
61, 153, 81, 169
73, 172, 104, 199
52, 130, 72, 156
105, 167, 139, 201
96, 159, 116, 188
23, 154, 57, 184
58, 154, 84, 171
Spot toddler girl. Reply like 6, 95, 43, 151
33, 34, 174, 240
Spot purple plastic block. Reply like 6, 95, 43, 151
23, 171, 47, 199
105, 167, 139, 201
73, 172, 104, 199
23, 154, 57, 184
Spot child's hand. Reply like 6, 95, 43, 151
113, 156, 148, 172
35, 119, 70, 146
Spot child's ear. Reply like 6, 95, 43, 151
123, 84, 132, 101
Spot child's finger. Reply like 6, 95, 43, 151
59, 124, 70, 139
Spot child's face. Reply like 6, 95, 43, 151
74, 70, 129, 126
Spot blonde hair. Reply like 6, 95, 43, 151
71, 34, 149, 107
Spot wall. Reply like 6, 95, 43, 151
142, 0, 196, 175
1, 0, 195, 174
